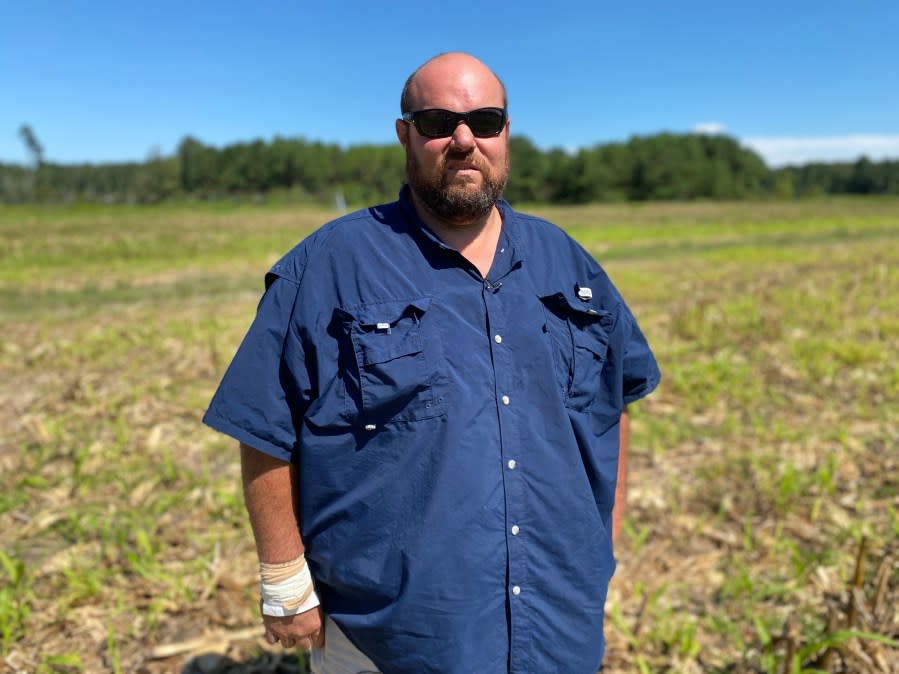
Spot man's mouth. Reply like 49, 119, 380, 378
446, 161, 479, 172
445, 152, 480, 172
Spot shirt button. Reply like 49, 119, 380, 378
512, 585, 521, 596
494, 334, 502, 344
501, 395, 510, 405
507, 459, 517, 470
511, 525, 520, 535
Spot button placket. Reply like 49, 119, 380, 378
482, 274, 531, 666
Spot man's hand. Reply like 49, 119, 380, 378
263, 604, 325, 651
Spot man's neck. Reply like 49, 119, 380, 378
410, 192, 502, 278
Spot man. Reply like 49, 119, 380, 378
203, 52, 659, 674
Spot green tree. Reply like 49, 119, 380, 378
507, 135, 547, 203
177, 136, 219, 196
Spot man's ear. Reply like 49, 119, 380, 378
396, 119, 409, 148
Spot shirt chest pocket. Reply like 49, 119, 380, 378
539, 291, 615, 413
340, 297, 446, 425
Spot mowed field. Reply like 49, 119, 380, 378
1, 198, 897, 673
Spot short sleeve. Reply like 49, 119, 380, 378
619, 306, 661, 405
202, 275, 307, 462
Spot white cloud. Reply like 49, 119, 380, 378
741, 134, 899, 167
691, 121, 727, 135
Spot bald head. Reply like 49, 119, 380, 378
400, 52, 507, 114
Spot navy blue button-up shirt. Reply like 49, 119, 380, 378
204, 186, 660, 674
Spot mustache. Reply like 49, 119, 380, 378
443, 151, 482, 169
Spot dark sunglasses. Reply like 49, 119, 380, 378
401, 107, 507, 139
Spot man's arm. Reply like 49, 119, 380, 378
240, 443, 324, 650
611, 409, 629, 545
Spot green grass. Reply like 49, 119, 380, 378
1, 196, 897, 672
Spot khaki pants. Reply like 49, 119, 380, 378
310, 615, 381, 674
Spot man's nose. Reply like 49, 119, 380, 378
448, 121, 476, 150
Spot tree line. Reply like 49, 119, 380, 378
2, 127, 898, 205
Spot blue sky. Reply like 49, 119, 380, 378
2, 1, 897, 167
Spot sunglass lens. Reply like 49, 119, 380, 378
468, 109, 505, 137
416, 110, 455, 138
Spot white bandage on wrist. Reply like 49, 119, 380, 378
259, 555, 320, 617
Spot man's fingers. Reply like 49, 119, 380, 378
265, 633, 318, 651
262, 610, 323, 651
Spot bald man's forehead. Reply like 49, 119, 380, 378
406, 57, 505, 111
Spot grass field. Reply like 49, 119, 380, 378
1, 197, 897, 673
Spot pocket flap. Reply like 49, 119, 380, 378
539, 291, 614, 326
346, 297, 431, 366
350, 297, 431, 326
539, 291, 614, 359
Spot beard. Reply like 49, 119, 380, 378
406, 150, 508, 225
